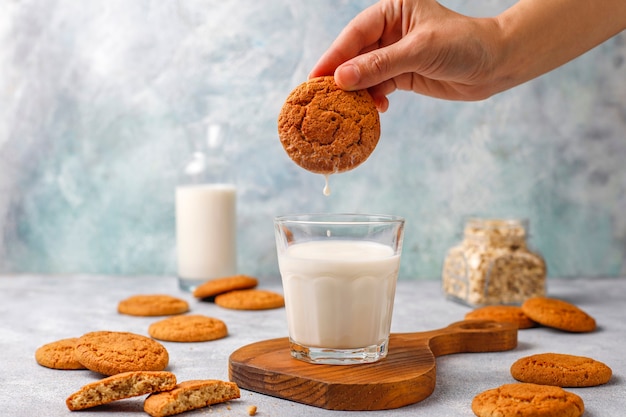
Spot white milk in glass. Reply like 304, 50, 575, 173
176, 184, 236, 288
278, 240, 400, 349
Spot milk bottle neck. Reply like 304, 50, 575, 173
181, 122, 235, 186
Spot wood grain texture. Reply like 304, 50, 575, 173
229, 320, 517, 410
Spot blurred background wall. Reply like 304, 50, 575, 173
1, 0, 625, 280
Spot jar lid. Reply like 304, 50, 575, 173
463, 218, 528, 243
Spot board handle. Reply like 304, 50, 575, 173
396, 320, 518, 357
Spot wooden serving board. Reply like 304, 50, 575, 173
229, 320, 517, 411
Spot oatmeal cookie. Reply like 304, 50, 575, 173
118, 294, 189, 317
35, 337, 86, 370
214, 289, 284, 310
472, 383, 584, 417
148, 315, 228, 342
144, 379, 240, 417
66, 371, 177, 410
278, 76, 380, 174
465, 305, 536, 329
510, 352, 612, 387
74, 331, 169, 376
192, 275, 258, 299
521, 297, 596, 332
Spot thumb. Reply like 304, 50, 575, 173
334, 42, 412, 91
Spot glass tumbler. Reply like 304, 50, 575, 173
274, 213, 405, 365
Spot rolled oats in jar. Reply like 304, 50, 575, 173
442, 218, 546, 306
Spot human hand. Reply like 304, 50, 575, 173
311, 0, 626, 111
309, 0, 503, 111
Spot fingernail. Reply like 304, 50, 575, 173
335, 64, 360, 90
376, 97, 389, 113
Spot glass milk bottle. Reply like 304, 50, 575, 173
176, 122, 237, 291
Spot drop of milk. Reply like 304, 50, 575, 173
323, 174, 331, 196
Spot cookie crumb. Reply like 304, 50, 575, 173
247, 405, 257, 416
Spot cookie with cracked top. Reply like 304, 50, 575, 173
278, 76, 380, 174
521, 296, 596, 332
192, 275, 258, 299
118, 294, 189, 317
465, 305, 537, 329
35, 337, 86, 370
148, 314, 228, 342
74, 331, 169, 376
472, 383, 584, 417
510, 352, 612, 387
214, 289, 284, 310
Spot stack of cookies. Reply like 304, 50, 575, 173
192, 275, 285, 310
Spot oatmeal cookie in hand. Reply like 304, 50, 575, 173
278, 76, 380, 174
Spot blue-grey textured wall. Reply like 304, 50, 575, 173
1, 0, 625, 280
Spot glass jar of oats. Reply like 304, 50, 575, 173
442, 218, 546, 306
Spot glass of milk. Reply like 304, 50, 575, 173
274, 213, 405, 365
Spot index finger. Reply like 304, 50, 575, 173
309, 3, 387, 78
